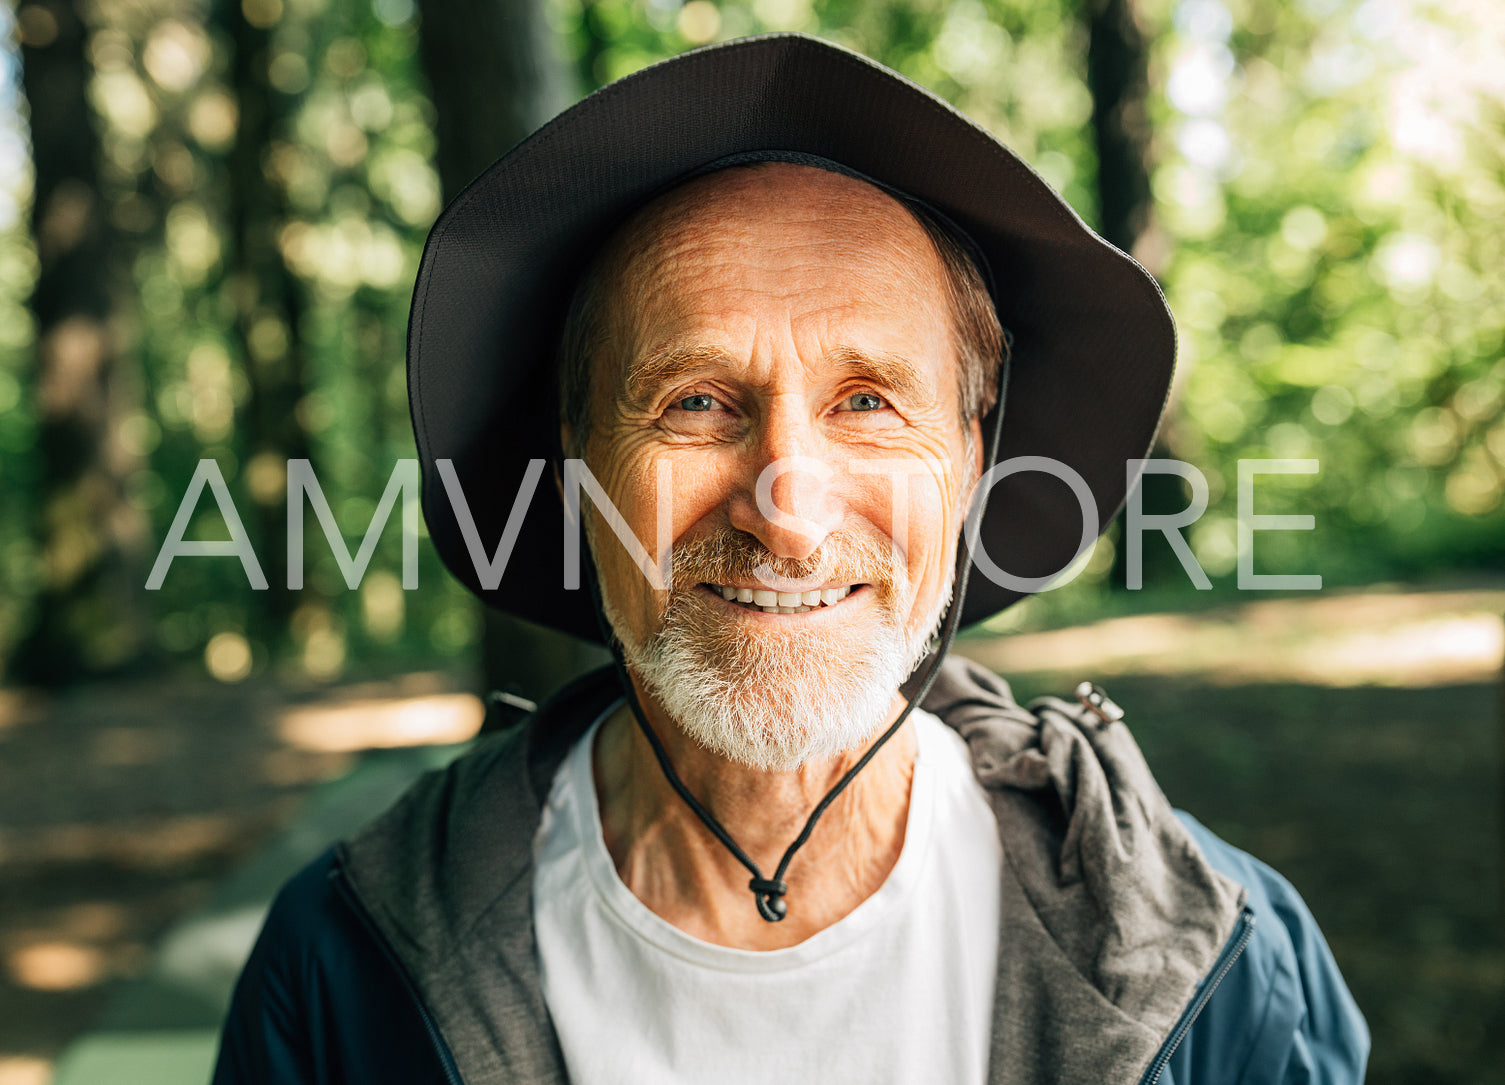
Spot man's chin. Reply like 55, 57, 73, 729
636, 627, 914, 773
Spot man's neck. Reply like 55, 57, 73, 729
592, 683, 916, 950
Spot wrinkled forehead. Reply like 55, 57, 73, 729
591, 161, 952, 362
620, 160, 931, 258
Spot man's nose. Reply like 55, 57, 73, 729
727, 407, 844, 560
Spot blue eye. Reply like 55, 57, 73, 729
847, 393, 884, 411
679, 394, 717, 412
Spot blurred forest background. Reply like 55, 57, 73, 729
0, 0, 1501, 1082
0, 0, 1501, 687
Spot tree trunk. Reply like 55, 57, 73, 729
415, 0, 605, 718
221, 0, 311, 636
12, 0, 151, 685
1084, 0, 1155, 265
1084, 0, 1186, 590
416, 0, 574, 196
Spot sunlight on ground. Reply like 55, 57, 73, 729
0, 1057, 51, 1085
960, 588, 1505, 686
0, 691, 40, 735
276, 691, 484, 752
152, 906, 272, 1002
0, 812, 262, 870
51, 1031, 219, 1085
4, 944, 106, 993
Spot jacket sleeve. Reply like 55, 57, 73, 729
213, 853, 330, 1084
1256, 855, 1371, 1085
1173, 814, 1370, 1085
212, 848, 449, 1085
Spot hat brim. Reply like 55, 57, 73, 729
407, 33, 1175, 643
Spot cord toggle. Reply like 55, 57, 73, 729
749, 877, 789, 921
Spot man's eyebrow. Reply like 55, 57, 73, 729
824, 346, 930, 404
621, 344, 932, 405
622, 345, 735, 405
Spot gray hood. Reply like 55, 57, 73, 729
338, 658, 1244, 1085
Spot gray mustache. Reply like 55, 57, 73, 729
666, 529, 905, 593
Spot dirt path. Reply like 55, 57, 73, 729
0, 671, 477, 1080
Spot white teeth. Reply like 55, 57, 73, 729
721, 583, 858, 613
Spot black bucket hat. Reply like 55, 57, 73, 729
407, 33, 1175, 643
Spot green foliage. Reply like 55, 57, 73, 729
0, 0, 1499, 684
0, 0, 471, 683
0, 5, 37, 667
1154, 0, 1505, 586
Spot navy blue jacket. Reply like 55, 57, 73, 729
215, 816, 1367, 1084
215, 665, 1369, 1084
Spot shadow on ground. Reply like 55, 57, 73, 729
0, 673, 468, 1077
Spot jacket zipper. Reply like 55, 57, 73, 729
329, 862, 467, 1085
1136, 905, 1256, 1085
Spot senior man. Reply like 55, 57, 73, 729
215, 35, 1367, 1085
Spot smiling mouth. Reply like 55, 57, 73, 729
702, 583, 860, 615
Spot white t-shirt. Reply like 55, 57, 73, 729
532, 702, 1003, 1085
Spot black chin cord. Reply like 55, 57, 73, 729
583, 346, 1012, 922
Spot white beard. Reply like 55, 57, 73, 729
599, 530, 951, 771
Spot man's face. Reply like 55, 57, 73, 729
575, 162, 982, 769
